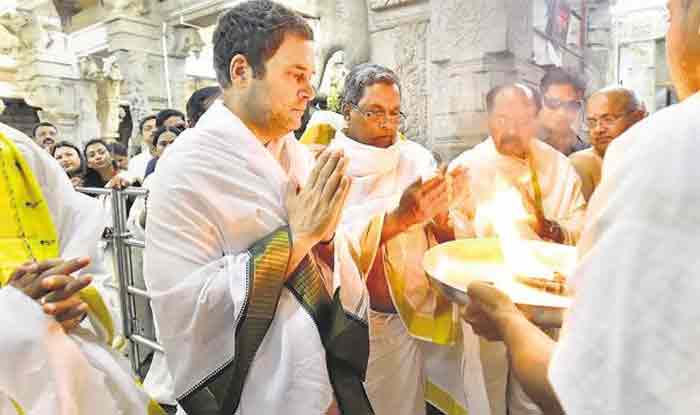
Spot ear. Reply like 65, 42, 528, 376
341, 103, 351, 120
229, 54, 252, 86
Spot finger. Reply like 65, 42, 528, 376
327, 175, 352, 226
449, 166, 468, 179
467, 281, 509, 310
43, 275, 92, 303
419, 175, 446, 195
320, 157, 347, 204
43, 295, 83, 316
58, 313, 87, 332
38, 257, 90, 279
9, 262, 39, 284
316, 151, 343, 193
307, 150, 332, 190
53, 302, 89, 323
284, 176, 301, 205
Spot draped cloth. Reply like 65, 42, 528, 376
448, 137, 585, 415
327, 131, 489, 415
144, 102, 370, 414
549, 91, 700, 414
449, 137, 585, 244
0, 122, 161, 414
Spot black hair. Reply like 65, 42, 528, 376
212, 0, 313, 87
539, 67, 586, 96
186, 86, 221, 127
51, 140, 86, 177
155, 109, 186, 128
152, 126, 184, 147
108, 141, 128, 157
138, 115, 157, 133
32, 122, 57, 137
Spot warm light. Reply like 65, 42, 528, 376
474, 175, 555, 280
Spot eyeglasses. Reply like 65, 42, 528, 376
543, 96, 583, 112
586, 112, 630, 129
350, 104, 406, 124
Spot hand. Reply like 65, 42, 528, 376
9, 258, 93, 332
394, 173, 449, 229
462, 281, 522, 342
532, 218, 565, 244
286, 150, 351, 271
70, 176, 85, 188
105, 175, 133, 190
448, 166, 470, 206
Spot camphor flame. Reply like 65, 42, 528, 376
474, 175, 555, 280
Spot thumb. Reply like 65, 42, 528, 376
285, 177, 301, 202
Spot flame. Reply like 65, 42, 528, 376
474, 175, 555, 280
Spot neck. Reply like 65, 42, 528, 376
96, 165, 114, 180
224, 97, 283, 147
344, 129, 394, 149
541, 127, 574, 153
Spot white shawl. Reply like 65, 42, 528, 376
144, 102, 367, 414
549, 92, 700, 414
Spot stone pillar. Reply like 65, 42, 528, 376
427, 0, 540, 160
1, 7, 83, 144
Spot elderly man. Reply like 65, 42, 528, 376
448, 83, 585, 415
537, 69, 589, 156
570, 87, 646, 201
324, 63, 482, 415
144, 1, 371, 414
464, 1, 700, 414
32, 121, 59, 153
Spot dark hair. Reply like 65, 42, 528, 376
51, 141, 86, 177
138, 115, 157, 134
83, 138, 111, 158
108, 142, 128, 157
486, 83, 542, 113
155, 109, 186, 128
341, 63, 401, 115
539, 68, 586, 96
32, 122, 57, 137
152, 126, 184, 147
212, 0, 314, 87
186, 86, 221, 127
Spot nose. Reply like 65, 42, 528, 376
299, 80, 315, 102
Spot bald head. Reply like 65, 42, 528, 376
586, 87, 646, 156
486, 83, 541, 159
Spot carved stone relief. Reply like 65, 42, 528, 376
369, 0, 419, 11
430, 0, 501, 63
394, 21, 429, 145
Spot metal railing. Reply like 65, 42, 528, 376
77, 187, 162, 377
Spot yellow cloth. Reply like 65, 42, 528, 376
0, 130, 115, 345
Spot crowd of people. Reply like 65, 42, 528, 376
1, 0, 700, 414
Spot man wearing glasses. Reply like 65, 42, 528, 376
570, 87, 646, 201
324, 63, 478, 415
537, 68, 590, 156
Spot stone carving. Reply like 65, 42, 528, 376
313, 0, 370, 91
430, 0, 500, 63
0, 10, 32, 57
105, 0, 151, 16
168, 26, 205, 59
369, 0, 419, 10
121, 51, 152, 148
395, 22, 429, 145
78, 54, 123, 140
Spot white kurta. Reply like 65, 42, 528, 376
549, 92, 700, 414
144, 102, 367, 414
448, 137, 585, 415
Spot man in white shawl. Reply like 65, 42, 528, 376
320, 63, 486, 415
0, 121, 162, 414
144, 1, 372, 414
447, 84, 586, 415
463, 1, 700, 413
